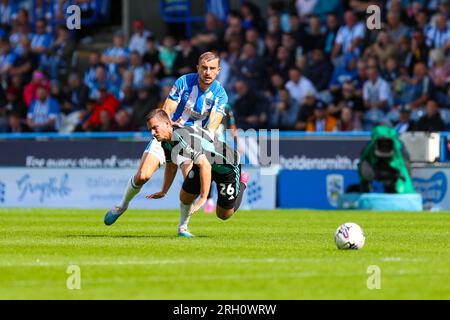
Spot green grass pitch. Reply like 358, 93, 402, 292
0, 208, 449, 300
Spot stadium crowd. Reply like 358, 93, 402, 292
0, 0, 449, 134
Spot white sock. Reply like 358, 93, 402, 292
118, 177, 142, 208
178, 203, 192, 231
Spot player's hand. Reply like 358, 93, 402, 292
146, 191, 166, 199
189, 197, 208, 216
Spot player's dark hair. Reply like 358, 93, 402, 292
145, 109, 170, 123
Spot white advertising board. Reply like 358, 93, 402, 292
0, 167, 276, 210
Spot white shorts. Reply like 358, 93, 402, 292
144, 137, 191, 166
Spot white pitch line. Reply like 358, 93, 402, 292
0, 257, 347, 267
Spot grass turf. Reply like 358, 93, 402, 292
0, 208, 449, 300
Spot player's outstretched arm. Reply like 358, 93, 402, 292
207, 110, 224, 134
161, 97, 179, 119
146, 162, 178, 199
189, 155, 212, 215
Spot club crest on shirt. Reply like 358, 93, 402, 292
204, 98, 214, 109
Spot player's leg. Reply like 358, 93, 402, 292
104, 139, 164, 226
215, 166, 248, 220
177, 165, 201, 237
179, 158, 193, 178
204, 185, 215, 214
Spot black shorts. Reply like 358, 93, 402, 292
182, 165, 241, 210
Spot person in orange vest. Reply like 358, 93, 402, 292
306, 102, 337, 132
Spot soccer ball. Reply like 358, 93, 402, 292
334, 223, 365, 250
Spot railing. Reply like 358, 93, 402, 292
0, 131, 373, 140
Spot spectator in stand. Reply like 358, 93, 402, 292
95, 109, 114, 132
6, 110, 30, 133
102, 31, 130, 77
46, 26, 75, 80
324, 13, 340, 58
304, 48, 334, 92
23, 70, 50, 107
142, 35, 162, 78
245, 28, 265, 56
407, 29, 430, 73
268, 88, 299, 130
236, 42, 264, 89
240, 1, 264, 32
406, 62, 436, 111
224, 11, 245, 44
394, 105, 415, 134
3, 86, 27, 119
84, 51, 102, 84
303, 15, 326, 54
306, 102, 337, 132
128, 50, 146, 89
331, 10, 365, 63
288, 13, 305, 44
27, 86, 60, 132
9, 37, 38, 84
336, 106, 362, 131
414, 100, 446, 132
173, 38, 198, 78
295, 91, 327, 131
330, 81, 365, 121
429, 48, 450, 105
285, 67, 317, 106
86, 64, 120, 100
82, 86, 120, 132
0, 37, 17, 78
329, 53, 358, 94
363, 66, 392, 112
386, 11, 410, 43
30, 18, 52, 67
295, 0, 317, 20
233, 79, 267, 130
267, 6, 284, 38
49, 80, 65, 106
426, 12, 450, 50
415, 9, 431, 35
273, 45, 292, 80
111, 109, 136, 132
191, 13, 224, 52
9, 21, 31, 50
281, 32, 298, 64
158, 35, 178, 81
131, 85, 159, 131
263, 32, 280, 75
352, 59, 368, 97
0, 0, 14, 27
63, 73, 89, 113
265, 72, 286, 99
128, 20, 152, 56
381, 56, 400, 84
222, 36, 242, 91
363, 31, 396, 67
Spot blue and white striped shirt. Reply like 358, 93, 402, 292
426, 26, 450, 49
169, 73, 228, 127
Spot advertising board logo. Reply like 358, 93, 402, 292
413, 172, 447, 204
0, 181, 5, 203
246, 172, 262, 205
16, 173, 72, 203
326, 174, 344, 207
